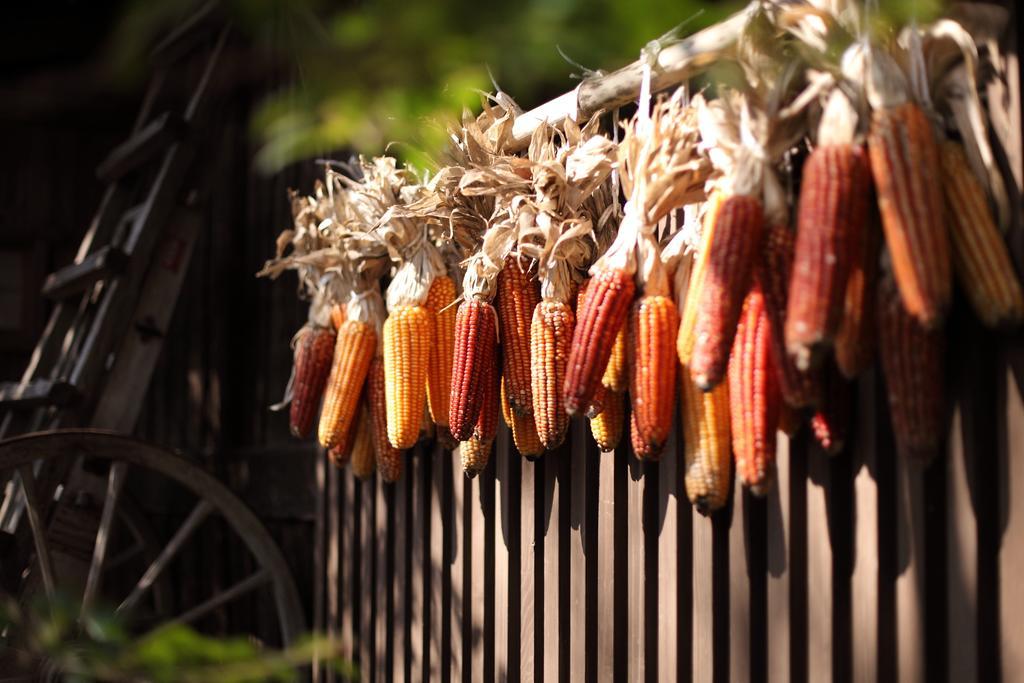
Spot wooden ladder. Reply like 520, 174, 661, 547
0, 5, 230, 530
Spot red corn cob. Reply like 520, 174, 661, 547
690, 194, 766, 391
531, 301, 574, 449
629, 295, 680, 460
462, 357, 500, 477
787, 144, 871, 370
727, 283, 780, 494
835, 208, 880, 379
564, 268, 636, 415
289, 324, 336, 438
877, 272, 945, 462
757, 223, 822, 408
449, 299, 498, 441
368, 356, 404, 483
498, 257, 542, 415
868, 102, 951, 328
810, 360, 851, 455
586, 382, 607, 419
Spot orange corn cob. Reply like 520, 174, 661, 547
318, 320, 376, 449
350, 407, 376, 479
330, 304, 346, 330
868, 102, 951, 328
590, 388, 625, 452
690, 194, 766, 391
425, 275, 457, 427
449, 299, 499, 441
678, 191, 726, 365
500, 376, 514, 428
289, 324, 336, 438
835, 209, 881, 379
498, 258, 542, 415
383, 305, 431, 449
787, 144, 872, 369
629, 295, 680, 460
877, 273, 945, 462
532, 301, 574, 449
564, 268, 636, 415
727, 284, 780, 494
461, 360, 499, 476
367, 357, 403, 483
681, 374, 731, 515
510, 409, 544, 459
810, 360, 851, 456
757, 223, 821, 408
940, 139, 1024, 327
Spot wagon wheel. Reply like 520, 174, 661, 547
0, 429, 305, 647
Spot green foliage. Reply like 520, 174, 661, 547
0, 592, 354, 682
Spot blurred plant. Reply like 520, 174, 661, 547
0, 591, 355, 682
105, 0, 945, 171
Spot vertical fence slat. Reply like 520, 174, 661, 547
658, 426, 681, 683
375, 478, 390, 683
807, 443, 832, 681
392, 468, 409, 682
360, 479, 375, 680
729, 482, 750, 683
693, 512, 714, 683
325, 459, 340, 680
410, 455, 425, 679
852, 372, 879, 683
569, 419, 588, 683
627, 455, 647, 682
1001, 359, 1024, 679
596, 442, 617, 679
468, 461, 486, 681
896, 458, 926, 682
430, 446, 445, 681
767, 433, 790, 683
493, 433, 513, 680
543, 453, 564, 681
520, 453, 537, 682
341, 471, 355, 663
448, 451, 465, 683
946, 406, 977, 682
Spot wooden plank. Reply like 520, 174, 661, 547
542, 452, 564, 681
595, 437, 617, 680
96, 111, 187, 183
767, 432, 791, 683
360, 478, 376, 681
468, 458, 486, 682
447, 449, 465, 683
314, 451, 328, 683
1001, 357, 1024, 680
340, 471, 355, 663
895, 458, 926, 682
41, 244, 129, 299
627, 453, 646, 682
493, 432, 512, 680
375, 477, 390, 683
409, 454, 424, 681
520, 451, 538, 681
392, 467, 410, 682
728, 483, 751, 683
946, 405, 977, 683
692, 510, 715, 683
807, 442, 833, 682
0, 379, 79, 409
658, 425, 682, 683
569, 419, 587, 683
429, 446, 445, 681
851, 373, 880, 683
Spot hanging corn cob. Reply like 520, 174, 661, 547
367, 356, 404, 483
865, 48, 951, 328
835, 209, 881, 379
681, 375, 732, 515
590, 387, 625, 452
350, 406, 376, 479
810, 359, 851, 455
677, 191, 724, 366
728, 282, 780, 494
498, 256, 542, 415
757, 223, 822, 407
424, 274, 458, 433
449, 292, 499, 442
318, 290, 382, 450
787, 87, 872, 370
462, 349, 500, 477
939, 139, 1024, 327
877, 270, 945, 462
531, 301, 575, 448
288, 322, 336, 438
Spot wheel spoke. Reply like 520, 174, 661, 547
116, 499, 214, 615
104, 541, 145, 573
80, 462, 126, 616
169, 568, 271, 627
17, 465, 56, 602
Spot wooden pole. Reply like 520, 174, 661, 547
508, 2, 757, 150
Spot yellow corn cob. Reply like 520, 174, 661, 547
318, 320, 376, 449
678, 191, 725, 365
532, 301, 574, 450
629, 295, 680, 460
500, 376, 514, 428
498, 257, 542, 415
424, 275, 457, 426
367, 357, 403, 483
602, 327, 628, 393
590, 389, 625, 451
939, 139, 1024, 327
511, 409, 544, 459
383, 305, 432, 449
681, 373, 731, 516
350, 406, 376, 479
460, 436, 493, 479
